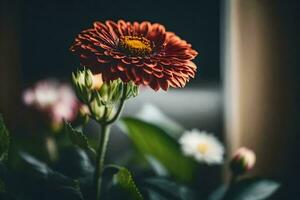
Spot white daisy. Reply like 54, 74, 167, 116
179, 129, 224, 165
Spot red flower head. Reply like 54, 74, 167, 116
70, 20, 198, 91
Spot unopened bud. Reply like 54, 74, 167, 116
89, 100, 115, 121
78, 104, 90, 124
72, 69, 93, 103
97, 79, 123, 105
125, 81, 139, 99
230, 147, 256, 175
72, 69, 139, 121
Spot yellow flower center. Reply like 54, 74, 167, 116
119, 36, 152, 56
197, 143, 209, 154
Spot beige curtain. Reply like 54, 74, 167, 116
224, 0, 292, 178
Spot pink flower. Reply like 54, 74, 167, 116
22, 79, 80, 128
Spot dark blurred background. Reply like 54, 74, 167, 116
19, 0, 220, 83
1, 0, 300, 199
0, 0, 222, 132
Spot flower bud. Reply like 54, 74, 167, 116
97, 79, 123, 105
89, 100, 115, 121
125, 81, 139, 99
89, 100, 105, 120
72, 69, 139, 121
230, 147, 256, 175
72, 69, 93, 103
78, 104, 90, 125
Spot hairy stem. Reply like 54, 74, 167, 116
94, 85, 127, 200
94, 122, 111, 200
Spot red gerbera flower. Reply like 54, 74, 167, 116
70, 20, 198, 91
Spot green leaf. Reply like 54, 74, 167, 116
223, 178, 280, 200
65, 122, 95, 155
119, 117, 197, 182
104, 165, 144, 200
143, 178, 196, 200
0, 163, 7, 192
0, 179, 5, 193
0, 114, 10, 162
145, 188, 169, 200
16, 152, 85, 200
54, 147, 94, 179
208, 185, 227, 200
136, 104, 184, 138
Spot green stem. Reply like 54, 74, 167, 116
229, 173, 238, 187
94, 123, 111, 200
45, 136, 58, 162
222, 173, 238, 200
94, 84, 127, 200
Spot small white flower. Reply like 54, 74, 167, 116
179, 129, 224, 165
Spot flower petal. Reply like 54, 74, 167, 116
70, 20, 198, 91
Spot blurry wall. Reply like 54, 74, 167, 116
0, 0, 21, 126
223, 0, 300, 197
